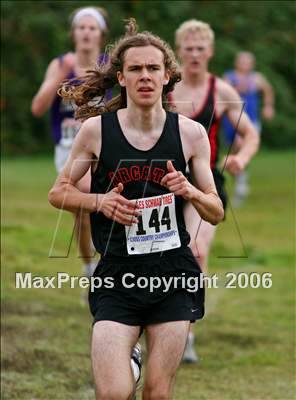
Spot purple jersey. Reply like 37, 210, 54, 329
225, 70, 259, 122
222, 70, 260, 145
50, 54, 111, 145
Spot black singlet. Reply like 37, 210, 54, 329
90, 111, 190, 259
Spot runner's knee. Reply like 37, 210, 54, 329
143, 383, 171, 400
95, 383, 134, 400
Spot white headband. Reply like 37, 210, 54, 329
72, 8, 107, 31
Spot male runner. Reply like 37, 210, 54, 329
223, 51, 275, 206
32, 7, 109, 277
49, 19, 224, 400
170, 20, 259, 362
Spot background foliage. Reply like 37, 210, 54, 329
1, 0, 296, 154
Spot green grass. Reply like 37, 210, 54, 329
1, 151, 295, 399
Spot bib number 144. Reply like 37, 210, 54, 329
136, 206, 171, 235
125, 194, 181, 255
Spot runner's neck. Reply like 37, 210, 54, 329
235, 69, 253, 77
182, 69, 210, 87
122, 105, 166, 134
75, 48, 101, 70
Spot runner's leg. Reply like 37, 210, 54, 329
91, 321, 140, 400
183, 202, 217, 363
185, 202, 217, 274
75, 169, 97, 275
143, 321, 190, 400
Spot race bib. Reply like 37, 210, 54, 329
125, 193, 181, 255
60, 118, 81, 148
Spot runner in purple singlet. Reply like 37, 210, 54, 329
32, 7, 109, 278
223, 51, 275, 206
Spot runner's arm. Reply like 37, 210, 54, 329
161, 121, 224, 225
31, 53, 75, 116
48, 116, 139, 225
256, 72, 275, 120
222, 81, 260, 170
48, 116, 100, 213
188, 123, 224, 224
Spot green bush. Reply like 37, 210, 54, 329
1, 0, 295, 153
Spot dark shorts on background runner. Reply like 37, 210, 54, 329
89, 246, 205, 327
212, 168, 227, 211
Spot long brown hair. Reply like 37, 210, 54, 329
58, 18, 181, 120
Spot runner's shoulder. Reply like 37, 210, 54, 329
254, 71, 267, 88
216, 76, 233, 93
44, 58, 61, 77
46, 53, 75, 75
77, 115, 102, 143
178, 114, 207, 142
216, 76, 241, 101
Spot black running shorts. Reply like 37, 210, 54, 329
89, 246, 205, 327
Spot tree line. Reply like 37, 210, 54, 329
2, 0, 295, 154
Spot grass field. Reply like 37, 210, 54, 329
1, 151, 295, 400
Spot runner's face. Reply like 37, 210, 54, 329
178, 32, 213, 74
235, 54, 254, 74
118, 45, 170, 108
73, 16, 102, 51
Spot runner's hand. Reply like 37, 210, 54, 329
61, 52, 76, 76
222, 155, 245, 175
161, 161, 194, 200
97, 183, 139, 226
262, 104, 274, 120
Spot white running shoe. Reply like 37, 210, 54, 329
83, 262, 97, 279
182, 332, 199, 364
233, 172, 249, 208
131, 343, 142, 399
131, 343, 142, 383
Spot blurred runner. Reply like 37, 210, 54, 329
223, 51, 275, 206
32, 7, 109, 277
170, 20, 259, 363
